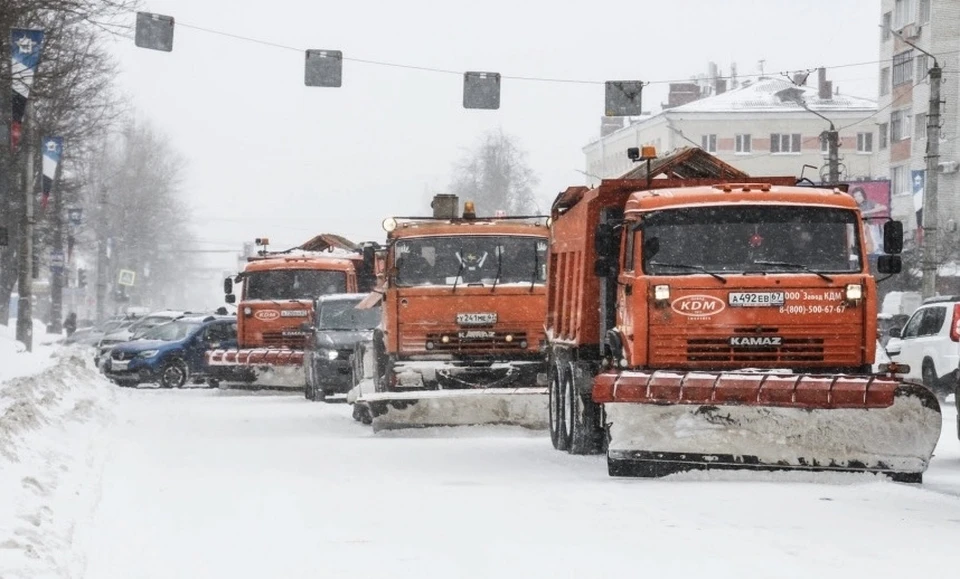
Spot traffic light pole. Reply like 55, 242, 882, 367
826, 125, 840, 185
95, 186, 107, 323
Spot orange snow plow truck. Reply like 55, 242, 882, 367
207, 234, 379, 388
356, 195, 550, 431
546, 146, 941, 482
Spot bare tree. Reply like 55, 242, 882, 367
449, 128, 540, 216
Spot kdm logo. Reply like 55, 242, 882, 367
671, 295, 725, 317
254, 310, 280, 321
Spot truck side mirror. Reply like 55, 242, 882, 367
223, 277, 233, 294
876, 254, 902, 275
225, 294, 236, 304
594, 222, 617, 259
883, 221, 903, 254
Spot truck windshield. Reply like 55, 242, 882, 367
318, 301, 382, 331
640, 206, 862, 275
393, 235, 548, 287
244, 269, 347, 300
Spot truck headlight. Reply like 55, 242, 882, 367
845, 283, 863, 301
138, 350, 159, 358
320, 349, 338, 360
654, 285, 670, 301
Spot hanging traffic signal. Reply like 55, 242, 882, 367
77, 268, 87, 288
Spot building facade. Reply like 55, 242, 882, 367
876, 0, 960, 240
584, 75, 879, 187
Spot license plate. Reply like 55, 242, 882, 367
728, 291, 785, 307
111, 360, 129, 370
456, 312, 497, 325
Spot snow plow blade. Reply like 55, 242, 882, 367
594, 371, 942, 483
206, 348, 305, 389
360, 388, 549, 432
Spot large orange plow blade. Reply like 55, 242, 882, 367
593, 371, 942, 482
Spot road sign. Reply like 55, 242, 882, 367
50, 249, 64, 267
67, 208, 82, 225
118, 269, 136, 287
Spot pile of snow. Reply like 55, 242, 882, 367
0, 348, 116, 579
0, 321, 60, 382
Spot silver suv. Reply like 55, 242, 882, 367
886, 295, 960, 401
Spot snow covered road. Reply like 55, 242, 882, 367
76, 387, 960, 579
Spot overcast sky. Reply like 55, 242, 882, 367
112, 0, 881, 274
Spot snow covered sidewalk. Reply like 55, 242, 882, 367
0, 341, 116, 579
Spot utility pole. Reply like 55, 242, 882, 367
824, 125, 840, 185
15, 103, 34, 350
887, 26, 943, 298
95, 186, 108, 323
922, 63, 942, 299
48, 158, 64, 333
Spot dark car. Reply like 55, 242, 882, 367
104, 315, 239, 388
304, 293, 382, 401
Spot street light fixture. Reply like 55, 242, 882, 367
775, 87, 841, 185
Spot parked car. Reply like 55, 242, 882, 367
303, 293, 382, 402
95, 310, 188, 368
885, 295, 960, 400
104, 315, 238, 388
64, 314, 139, 347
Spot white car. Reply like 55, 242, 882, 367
885, 295, 960, 400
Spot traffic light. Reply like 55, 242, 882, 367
77, 268, 87, 288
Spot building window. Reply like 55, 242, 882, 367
893, 0, 915, 29
916, 55, 928, 82
891, 165, 908, 196
892, 50, 914, 86
701, 134, 717, 153
880, 67, 891, 96
915, 113, 926, 140
879, 123, 888, 149
770, 133, 801, 154
882, 12, 892, 40
857, 132, 873, 153
735, 134, 751, 154
919, 0, 930, 23
891, 109, 912, 141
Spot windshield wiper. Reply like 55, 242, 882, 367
530, 243, 539, 292
452, 247, 465, 293
648, 261, 727, 283
491, 248, 503, 292
752, 260, 833, 282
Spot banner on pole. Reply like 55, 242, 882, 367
10, 28, 44, 151
41, 136, 62, 211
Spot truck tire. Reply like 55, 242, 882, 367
565, 361, 604, 455
549, 359, 569, 451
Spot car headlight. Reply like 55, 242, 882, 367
138, 350, 159, 358
320, 348, 338, 360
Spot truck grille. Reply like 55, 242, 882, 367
686, 337, 825, 363
424, 331, 528, 353
260, 332, 307, 349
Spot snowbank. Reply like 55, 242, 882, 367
0, 348, 116, 579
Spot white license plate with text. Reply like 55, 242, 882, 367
728, 292, 786, 307
456, 312, 497, 325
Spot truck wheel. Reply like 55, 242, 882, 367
566, 361, 603, 455
159, 359, 189, 389
549, 360, 569, 451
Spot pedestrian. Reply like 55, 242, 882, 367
64, 311, 77, 336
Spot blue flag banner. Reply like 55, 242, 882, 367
10, 28, 44, 150
41, 136, 63, 211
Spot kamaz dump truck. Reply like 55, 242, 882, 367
206, 234, 378, 389
355, 195, 550, 431
545, 146, 941, 482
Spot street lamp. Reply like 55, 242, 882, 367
775, 87, 841, 185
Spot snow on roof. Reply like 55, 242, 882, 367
669, 77, 876, 114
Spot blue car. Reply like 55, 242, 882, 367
105, 315, 239, 388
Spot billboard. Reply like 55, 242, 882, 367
847, 181, 891, 255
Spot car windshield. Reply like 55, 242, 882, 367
318, 301, 381, 331
139, 320, 202, 342
639, 206, 862, 275
244, 269, 347, 300
129, 315, 181, 338
394, 235, 548, 287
